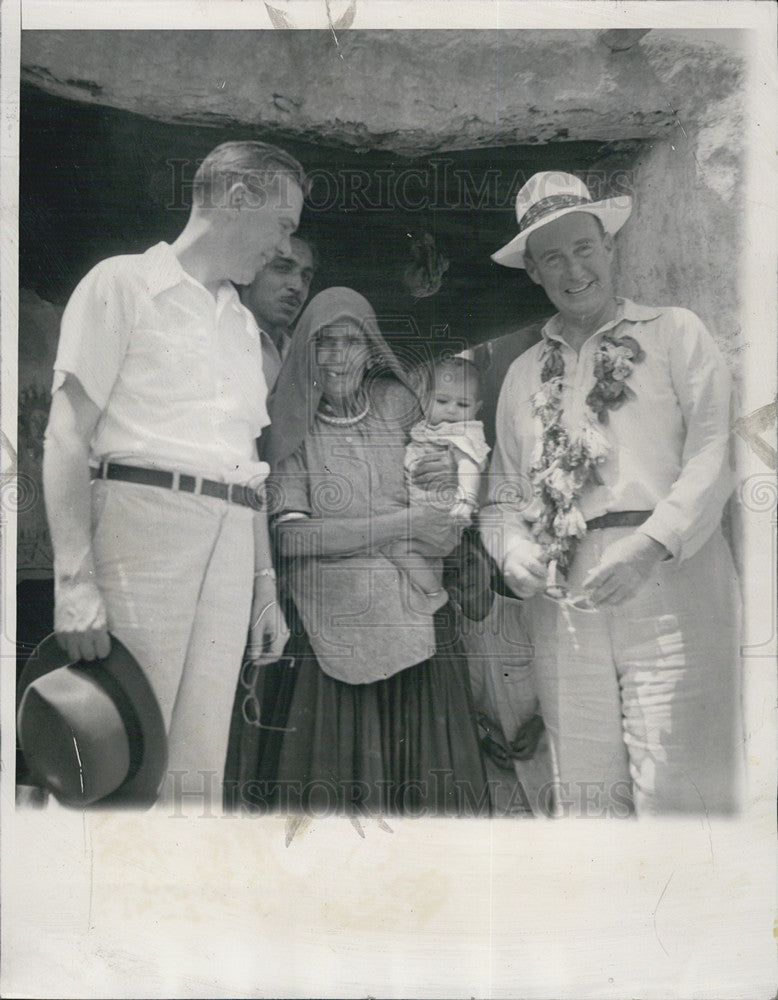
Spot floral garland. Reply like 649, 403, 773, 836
586, 333, 646, 422
528, 332, 645, 575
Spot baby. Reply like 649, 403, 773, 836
386, 355, 491, 598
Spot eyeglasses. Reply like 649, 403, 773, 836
542, 583, 597, 613
240, 656, 298, 732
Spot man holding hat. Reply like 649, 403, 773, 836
33, 141, 306, 808
481, 171, 743, 816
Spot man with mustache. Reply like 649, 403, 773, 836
481, 171, 743, 818
238, 235, 317, 390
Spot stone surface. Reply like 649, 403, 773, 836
616, 139, 744, 371
20, 27, 747, 369
21, 29, 743, 155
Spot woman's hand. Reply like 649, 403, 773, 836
408, 451, 458, 495
407, 503, 464, 555
246, 576, 290, 665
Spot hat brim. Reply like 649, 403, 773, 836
491, 197, 633, 269
17, 633, 168, 808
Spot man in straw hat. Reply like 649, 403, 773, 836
38, 141, 306, 808
481, 171, 743, 817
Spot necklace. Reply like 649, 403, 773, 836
529, 331, 644, 574
317, 398, 371, 426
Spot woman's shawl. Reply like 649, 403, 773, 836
264, 287, 413, 470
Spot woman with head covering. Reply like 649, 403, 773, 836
234, 287, 490, 817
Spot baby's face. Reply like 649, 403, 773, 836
425, 365, 481, 425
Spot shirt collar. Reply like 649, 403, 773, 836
259, 327, 291, 358
542, 298, 662, 345
141, 242, 242, 306
140, 242, 190, 298
259, 327, 280, 358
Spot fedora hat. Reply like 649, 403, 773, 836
17, 634, 167, 808
491, 171, 633, 269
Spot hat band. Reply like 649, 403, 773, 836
519, 193, 591, 233
80, 662, 145, 784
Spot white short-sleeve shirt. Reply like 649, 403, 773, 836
53, 242, 270, 486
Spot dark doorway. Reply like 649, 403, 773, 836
20, 81, 640, 352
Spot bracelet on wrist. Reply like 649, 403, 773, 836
254, 568, 276, 580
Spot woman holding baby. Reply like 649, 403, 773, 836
238, 287, 489, 817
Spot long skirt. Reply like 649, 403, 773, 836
224, 603, 491, 817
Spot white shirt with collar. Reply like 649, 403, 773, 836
53, 242, 270, 486
482, 298, 734, 565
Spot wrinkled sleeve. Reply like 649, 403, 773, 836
51, 259, 134, 410
479, 363, 535, 568
640, 309, 735, 562
268, 445, 311, 518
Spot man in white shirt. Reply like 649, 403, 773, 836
42, 141, 306, 808
481, 171, 743, 816
237, 235, 316, 390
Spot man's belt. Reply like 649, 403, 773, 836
585, 510, 652, 531
90, 462, 265, 510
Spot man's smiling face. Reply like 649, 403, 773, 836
525, 211, 615, 326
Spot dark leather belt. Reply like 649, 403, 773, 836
90, 462, 265, 510
585, 510, 652, 531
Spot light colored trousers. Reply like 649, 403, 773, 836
90, 479, 254, 809
525, 527, 745, 817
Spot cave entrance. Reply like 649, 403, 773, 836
20, 81, 644, 357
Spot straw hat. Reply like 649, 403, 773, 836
491, 171, 632, 269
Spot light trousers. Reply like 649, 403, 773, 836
90, 479, 255, 809
526, 527, 745, 817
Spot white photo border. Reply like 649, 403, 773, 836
2, 3, 776, 998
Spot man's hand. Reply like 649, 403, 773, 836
54, 577, 111, 662
510, 714, 544, 761
479, 732, 518, 772
246, 577, 290, 665
408, 451, 458, 495
501, 538, 549, 598
582, 532, 668, 607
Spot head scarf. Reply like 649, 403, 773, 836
265, 287, 413, 469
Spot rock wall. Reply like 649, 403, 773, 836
615, 137, 743, 367
22, 29, 743, 155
